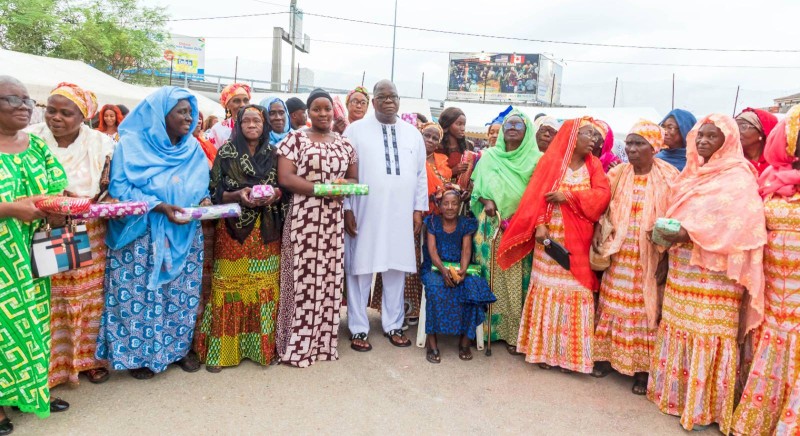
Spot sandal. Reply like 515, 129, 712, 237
83, 368, 110, 384
426, 348, 441, 364
458, 345, 473, 361
176, 351, 201, 373
384, 329, 412, 348
506, 344, 523, 356
205, 366, 222, 373
591, 362, 613, 378
632, 373, 648, 395
129, 367, 155, 380
0, 418, 13, 436
350, 333, 373, 352
538, 363, 553, 370
560, 368, 573, 374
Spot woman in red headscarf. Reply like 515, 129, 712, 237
735, 107, 778, 175
497, 117, 611, 374
733, 104, 800, 436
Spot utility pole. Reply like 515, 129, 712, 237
420, 72, 424, 98
612, 77, 618, 108
390, 0, 398, 82
671, 73, 675, 110
289, 0, 297, 92
234, 56, 239, 82
733, 85, 741, 116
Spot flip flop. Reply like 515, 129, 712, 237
384, 329, 411, 348
426, 348, 441, 364
350, 333, 373, 352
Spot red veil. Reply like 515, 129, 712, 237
496, 118, 611, 291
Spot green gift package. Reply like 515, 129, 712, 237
432, 262, 482, 276
652, 218, 681, 247
313, 183, 369, 196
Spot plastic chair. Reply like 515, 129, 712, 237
415, 284, 484, 350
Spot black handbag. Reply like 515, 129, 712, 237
543, 238, 571, 271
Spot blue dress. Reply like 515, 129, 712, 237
96, 227, 203, 373
421, 216, 496, 338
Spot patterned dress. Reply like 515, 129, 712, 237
517, 165, 595, 373
420, 216, 495, 338
0, 135, 67, 417
276, 131, 356, 368
96, 228, 203, 373
594, 175, 655, 375
733, 195, 800, 436
474, 212, 531, 345
48, 219, 108, 387
647, 243, 744, 433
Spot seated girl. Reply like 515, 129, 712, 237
421, 184, 496, 364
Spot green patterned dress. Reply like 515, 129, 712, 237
474, 211, 532, 345
0, 134, 67, 417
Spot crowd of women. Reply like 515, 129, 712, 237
0, 72, 797, 436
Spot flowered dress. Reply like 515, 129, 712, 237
420, 215, 495, 337
275, 131, 356, 368
594, 175, 656, 375
647, 243, 745, 433
517, 165, 595, 373
0, 134, 67, 417
732, 194, 800, 436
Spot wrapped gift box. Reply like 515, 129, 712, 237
73, 201, 149, 219
652, 218, 682, 247
432, 262, 482, 276
175, 204, 241, 222
35, 196, 91, 215
313, 183, 369, 196
249, 184, 276, 200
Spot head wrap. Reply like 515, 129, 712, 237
471, 110, 543, 218
591, 119, 609, 140
667, 113, 766, 336
420, 121, 443, 140
259, 97, 291, 145
96, 104, 124, 132
533, 115, 560, 133
593, 119, 620, 172
628, 119, 666, 151
213, 104, 286, 244
660, 109, 697, 146
107, 86, 210, 291
737, 107, 778, 139
306, 88, 333, 110
497, 117, 611, 291
285, 97, 307, 114
433, 183, 463, 204
758, 104, 800, 198
346, 86, 369, 105
219, 83, 251, 108
486, 105, 514, 126
50, 82, 98, 119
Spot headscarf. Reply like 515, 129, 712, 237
533, 115, 560, 134
195, 111, 217, 167
433, 183, 463, 204
758, 104, 800, 198
421, 121, 444, 140
656, 109, 697, 171
219, 83, 252, 116
212, 104, 286, 244
50, 82, 98, 119
497, 117, 611, 291
628, 119, 666, 152
96, 104, 124, 132
737, 107, 779, 140
307, 88, 333, 109
259, 97, 291, 145
485, 105, 513, 126
594, 119, 620, 172
598, 124, 679, 327
470, 110, 543, 218
666, 113, 766, 336
106, 86, 210, 291
346, 86, 369, 105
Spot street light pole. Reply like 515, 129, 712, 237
289, 0, 297, 91
390, 0, 398, 82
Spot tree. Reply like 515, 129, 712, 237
0, 0, 169, 78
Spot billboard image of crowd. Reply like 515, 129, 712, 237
447, 52, 563, 105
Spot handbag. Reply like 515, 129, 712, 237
589, 170, 624, 271
543, 239, 571, 271
30, 219, 93, 278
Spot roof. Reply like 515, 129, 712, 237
775, 92, 800, 103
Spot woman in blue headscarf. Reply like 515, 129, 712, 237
96, 86, 210, 380
656, 109, 697, 171
261, 97, 291, 146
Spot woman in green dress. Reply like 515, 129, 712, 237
0, 76, 68, 434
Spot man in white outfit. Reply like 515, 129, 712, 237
344, 79, 428, 351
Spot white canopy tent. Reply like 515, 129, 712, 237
0, 49, 225, 118
251, 92, 433, 123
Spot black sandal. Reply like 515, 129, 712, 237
632, 373, 648, 395
506, 344, 523, 356
49, 397, 69, 413
426, 348, 441, 364
129, 367, 155, 380
591, 362, 613, 378
176, 351, 201, 373
538, 363, 553, 370
384, 329, 412, 348
458, 345, 473, 361
350, 333, 372, 352
83, 367, 110, 384
0, 418, 13, 436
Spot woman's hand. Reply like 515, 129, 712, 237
63, 190, 79, 198
453, 162, 469, 176
237, 187, 261, 209
442, 268, 457, 288
154, 203, 187, 225
482, 199, 497, 217
608, 160, 620, 170
47, 214, 67, 228
661, 226, 691, 244
6, 198, 46, 222
200, 198, 212, 207
544, 191, 567, 204
344, 210, 357, 237
535, 225, 550, 244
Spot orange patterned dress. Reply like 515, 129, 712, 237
733, 194, 800, 436
517, 165, 595, 373
647, 243, 745, 433
594, 175, 655, 375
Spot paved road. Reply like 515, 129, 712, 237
13, 312, 691, 435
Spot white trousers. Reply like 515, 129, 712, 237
346, 269, 406, 335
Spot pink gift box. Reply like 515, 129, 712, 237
250, 184, 276, 200
73, 201, 149, 219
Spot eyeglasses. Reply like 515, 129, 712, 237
349, 99, 368, 107
737, 122, 756, 132
503, 121, 525, 130
375, 94, 399, 103
422, 132, 441, 142
0, 95, 36, 109
662, 124, 680, 133
578, 130, 599, 139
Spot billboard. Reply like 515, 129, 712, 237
447, 52, 563, 105
164, 34, 206, 76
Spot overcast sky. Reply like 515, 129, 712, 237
148, 0, 800, 118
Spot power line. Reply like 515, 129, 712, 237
166, 11, 287, 22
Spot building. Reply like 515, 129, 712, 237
775, 92, 800, 113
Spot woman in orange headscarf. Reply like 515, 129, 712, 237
647, 113, 767, 433
733, 104, 800, 436
497, 117, 611, 374
207, 83, 251, 149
